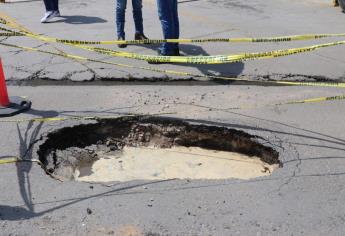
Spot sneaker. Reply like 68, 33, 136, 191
41, 11, 60, 23
134, 33, 148, 41
55, 10, 61, 17
118, 36, 127, 48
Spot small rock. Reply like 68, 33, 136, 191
87, 208, 92, 215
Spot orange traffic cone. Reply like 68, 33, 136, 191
0, 58, 31, 117
0, 58, 10, 107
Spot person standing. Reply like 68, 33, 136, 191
116, 0, 148, 48
41, 0, 60, 23
156, 0, 180, 56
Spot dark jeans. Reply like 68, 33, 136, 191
116, 0, 144, 38
43, 0, 59, 11
157, 0, 179, 55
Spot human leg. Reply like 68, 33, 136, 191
132, 0, 144, 35
42, 0, 54, 11
54, 0, 60, 12
157, 0, 176, 55
116, 0, 128, 38
172, 0, 180, 53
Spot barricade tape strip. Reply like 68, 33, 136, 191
1, 41, 345, 88
1, 13, 345, 100
0, 157, 18, 164
0, 157, 40, 165
0, 92, 344, 124
2, 14, 345, 65
2, 18, 345, 45
0, 13, 33, 34
3, 25, 345, 65
0, 157, 64, 181
0, 32, 21, 37
0, 42, 195, 77
5, 29, 345, 45
5, 22, 344, 65
76, 40, 345, 64
278, 94, 345, 105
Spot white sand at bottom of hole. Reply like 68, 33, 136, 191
75, 146, 279, 182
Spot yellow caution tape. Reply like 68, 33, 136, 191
2, 41, 345, 88
0, 14, 32, 34
0, 157, 41, 164
0, 32, 21, 37
0, 157, 18, 164
0, 92, 344, 124
2, 21, 345, 65
76, 40, 345, 64
284, 94, 345, 105
2, 13, 345, 65
0, 42, 196, 78
0, 42, 345, 88
2, 25, 345, 65
8, 29, 345, 45
4, 25, 345, 65
1, 12, 345, 166
1, 12, 345, 102
2, 17, 345, 45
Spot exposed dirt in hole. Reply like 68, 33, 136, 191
38, 116, 281, 182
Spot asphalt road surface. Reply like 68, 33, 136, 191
1, 1, 345, 235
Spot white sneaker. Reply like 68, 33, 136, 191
41, 11, 60, 23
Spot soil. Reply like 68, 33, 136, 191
38, 116, 281, 181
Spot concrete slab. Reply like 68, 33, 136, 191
0, 85, 345, 235
0, 0, 345, 81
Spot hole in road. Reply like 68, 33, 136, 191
38, 116, 281, 182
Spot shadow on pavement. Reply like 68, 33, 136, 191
0, 179, 174, 221
13, 108, 60, 219
179, 44, 244, 78
0, 205, 39, 221
53, 15, 107, 24
136, 43, 245, 79
4, 109, 345, 221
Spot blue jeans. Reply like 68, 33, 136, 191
116, 0, 144, 38
43, 0, 59, 11
157, 0, 179, 55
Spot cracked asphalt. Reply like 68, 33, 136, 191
1, 0, 345, 235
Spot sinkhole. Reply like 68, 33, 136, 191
38, 116, 281, 182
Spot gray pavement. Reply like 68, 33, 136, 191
1, 1, 345, 236
1, 0, 345, 81
1, 85, 345, 235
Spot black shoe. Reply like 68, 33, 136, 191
135, 33, 148, 41
118, 36, 127, 48
174, 48, 180, 56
